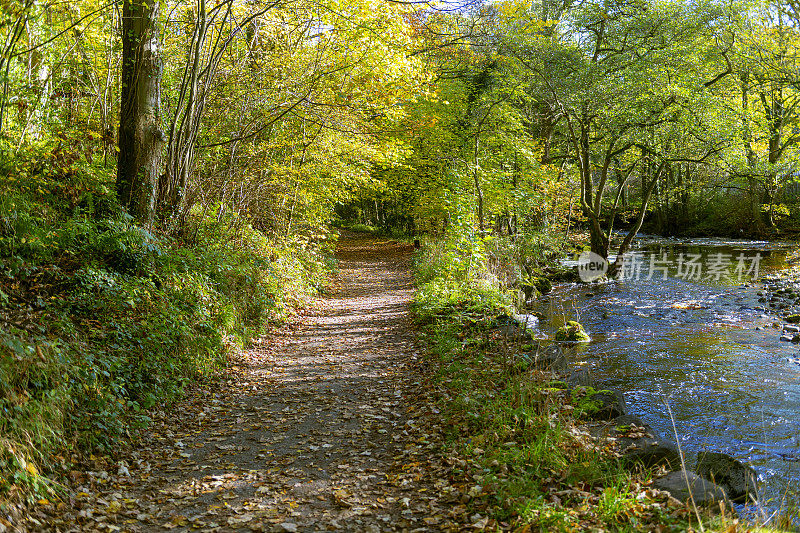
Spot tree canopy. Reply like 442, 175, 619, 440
3, 0, 800, 243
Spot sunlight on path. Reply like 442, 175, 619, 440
38, 233, 457, 533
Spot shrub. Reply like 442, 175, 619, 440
413, 228, 511, 321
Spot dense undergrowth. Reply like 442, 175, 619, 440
0, 140, 328, 502
411, 232, 735, 531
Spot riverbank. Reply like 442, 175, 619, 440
413, 309, 729, 530
411, 238, 759, 531
758, 248, 800, 350
520, 234, 800, 529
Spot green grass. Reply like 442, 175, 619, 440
347, 223, 380, 234
333, 220, 415, 242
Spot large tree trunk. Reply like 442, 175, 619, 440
585, 211, 609, 258
576, 124, 607, 258
117, 0, 163, 226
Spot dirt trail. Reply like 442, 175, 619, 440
36, 233, 460, 533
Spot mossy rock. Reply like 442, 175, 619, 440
533, 276, 552, 294
695, 452, 758, 503
786, 314, 800, 324
554, 321, 590, 342
543, 266, 581, 283
572, 387, 626, 420
520, 284, 540, 301
571, 387, 603, 418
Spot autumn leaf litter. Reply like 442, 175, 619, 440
25, 235, 491, 532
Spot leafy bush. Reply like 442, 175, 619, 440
413, 220, 568, 321
413, 228, 511, 321
483, 231, 567, 291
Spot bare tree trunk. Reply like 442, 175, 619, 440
0, 0, 34, 135
160, 1, 276, 230
474, 135, 484, 232
766, 88, 783, 229
117, 0, 163, 226
740, 72, 762, 231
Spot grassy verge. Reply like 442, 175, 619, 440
339, 222, 381, 234
0, 141, 330, 504
332, 219, 415, 242
412, 237, 733, 531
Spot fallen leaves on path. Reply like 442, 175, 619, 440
23, 236, 482, 532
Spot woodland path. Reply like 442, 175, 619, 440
35, 233, 466, 532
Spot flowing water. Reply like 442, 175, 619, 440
530, 235, 800, 520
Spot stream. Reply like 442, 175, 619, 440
529, 235, 800, 521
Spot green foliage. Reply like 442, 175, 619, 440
569, 387, 615, 418
483, 231, 567, 293
0, 150, 326, 499
597, 483, 643, 526
338, 222, 380, 234
661, 193, 756, 236
413, 226, 512, 320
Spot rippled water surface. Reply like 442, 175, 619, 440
530, 236, 800, 517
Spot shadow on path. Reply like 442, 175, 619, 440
39, 232, 458, 533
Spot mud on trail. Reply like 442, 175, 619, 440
31, 233, 469, 532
